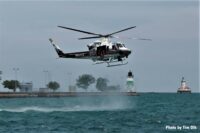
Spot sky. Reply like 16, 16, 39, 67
0, 1, 199, 92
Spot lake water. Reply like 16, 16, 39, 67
0, 93, 199, 133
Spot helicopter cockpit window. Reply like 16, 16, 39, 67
116, 43, 123, 48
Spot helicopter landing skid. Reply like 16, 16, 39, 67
107, 62, 128, 67
93, 57, 128, 67
93, 60, 128, 67
106, 57, 128, 67
93, 61, 105, 65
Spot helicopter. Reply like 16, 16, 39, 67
49, 26, 150, 67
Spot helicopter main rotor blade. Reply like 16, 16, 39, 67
58, 26, 136, 40
58, 26, 102, 36
113, 36, 152, 41
127, 37, 152, 41
78, 36, 103, 40
108, 26, 136, 36
136, 38, 152, 41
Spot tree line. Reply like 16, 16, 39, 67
76, 74, 120, 91
1, 74, 120, 92
2, 80, 60, 92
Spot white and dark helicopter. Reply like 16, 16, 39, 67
49, 26, 150, 67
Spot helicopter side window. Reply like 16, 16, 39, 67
112, 45, 117, 50
97, 45, 107, 56
107, 46, 109, 51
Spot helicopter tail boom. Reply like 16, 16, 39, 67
49, 38, 64, 57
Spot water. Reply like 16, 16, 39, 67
0, 93, 199, 133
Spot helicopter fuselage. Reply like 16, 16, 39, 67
49, 38, 131, 66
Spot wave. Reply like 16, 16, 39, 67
0, 105, 130, 113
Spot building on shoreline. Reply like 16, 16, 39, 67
19, 82, 33, 92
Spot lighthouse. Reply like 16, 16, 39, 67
177, 77, 191, 93
126, 71, 136, 92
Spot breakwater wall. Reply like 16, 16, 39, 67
0, 92, 139, 98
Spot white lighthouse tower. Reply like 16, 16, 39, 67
126, 71, 136, 92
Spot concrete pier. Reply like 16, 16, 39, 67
0, 92, 139, 98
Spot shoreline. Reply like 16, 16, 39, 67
0, 92, 139, 98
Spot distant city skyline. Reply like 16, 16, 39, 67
0, 1, 199, 92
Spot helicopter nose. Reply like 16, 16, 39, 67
126, 49, 131, 57
124, 49, 131, 55
120, 49, 131, 57
127, 49, 131, 55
